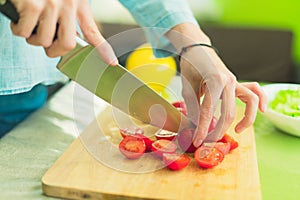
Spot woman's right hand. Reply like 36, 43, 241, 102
10, 0, 118, 65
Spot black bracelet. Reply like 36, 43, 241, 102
178, 43, 219, 62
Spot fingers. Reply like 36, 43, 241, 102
26, 3, 60, 48
45, 3, 77, 57
234, 83, 260, 133
9, 0, 118, 62
192, 87, 214, 147
204, 79, 236, 143
77, 0, 118, 65
180, 59, 201, 125
10, 1, 42, 38
192, 76, 225, 147
240, 82, 268, 112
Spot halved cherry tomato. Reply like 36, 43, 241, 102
135, 133, 153, 152
155, 129, 177, 141
172, 101, 187, 116
151, 139, 177, 157
162, 153, 191, 171
203, 142, 230, 155
119, 127, 144, 138
218, 133, 239, 151
119, 136, 146, 159
194, 146, 224, 169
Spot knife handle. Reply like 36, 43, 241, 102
0, 0, 58, 39
0, 0, 19, 23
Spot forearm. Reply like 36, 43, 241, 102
165, 23, 211, 52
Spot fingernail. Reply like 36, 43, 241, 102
235, 126, 242, 133
263, 104, 268, 113
110, 58, 119, 66
193, 139, 203, 147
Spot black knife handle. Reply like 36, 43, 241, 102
0, 0, 19, 23
0, 0, 58, 38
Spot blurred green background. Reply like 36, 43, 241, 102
209, 0, 300, 66
91, 0, 300, 80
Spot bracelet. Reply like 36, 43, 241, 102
178, 43, 219, 61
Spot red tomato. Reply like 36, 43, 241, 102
155, 129, 177, 141
135, 133, 153, 152
119, 136, 146, 159
162, 153, 191, 171
177, 128, 197, 153
218, 133, 239, 151
203, 142, 230, 155
172, 101, 187, 116
119, 127, 144, 138
194, 146, 224, 169
151, 139, 177, 157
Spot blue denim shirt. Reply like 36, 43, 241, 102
0, 0, 197, 95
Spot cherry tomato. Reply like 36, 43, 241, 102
119, 136, 146, 159
151, 139, 177, 157
172, 101, 187, 116
203, 142, 230, 155
218, 133, 239, 151
135, 133, 153, 152
119, 127, 144, 138
155, 129, 177, 141
194, 146, 224, 169
162, 153, 191, 171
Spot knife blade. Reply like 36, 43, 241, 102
0, 0, 196, 132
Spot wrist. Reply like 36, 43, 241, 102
179, 43, 219, 62
165, 22, 211, 51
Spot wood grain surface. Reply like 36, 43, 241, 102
42, 106, 261, 200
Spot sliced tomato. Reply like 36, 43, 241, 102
119, 136, 146, 159
172, 101, 187, 116
134, 133, 153, 152
203, 142, 230, 155
162, 153, 191, 171
218, 133, 239, 151
151, 139, 177, 157
155, 129, 177, 141
194, 146, 224, 169
119, 127, 144, 138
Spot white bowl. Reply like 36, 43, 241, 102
262, 83, 300, 137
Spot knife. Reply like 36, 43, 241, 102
0, 0, 196, 132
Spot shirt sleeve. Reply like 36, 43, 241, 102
118, 0, 199, 57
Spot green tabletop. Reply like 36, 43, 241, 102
0, 81, 299, 200
254, 112, 300, 200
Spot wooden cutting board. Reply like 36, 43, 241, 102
42, 106, 261, 200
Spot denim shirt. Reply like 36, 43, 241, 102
0, 0, 197, 95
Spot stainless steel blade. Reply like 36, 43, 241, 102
57, 44, 196, 132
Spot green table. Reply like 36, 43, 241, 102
0, 81, 299, 199
254, 112, 300, 200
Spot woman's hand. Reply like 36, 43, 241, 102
166, 23, 267, 147
10, 0, 117, 65
180, 54, 267, 145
